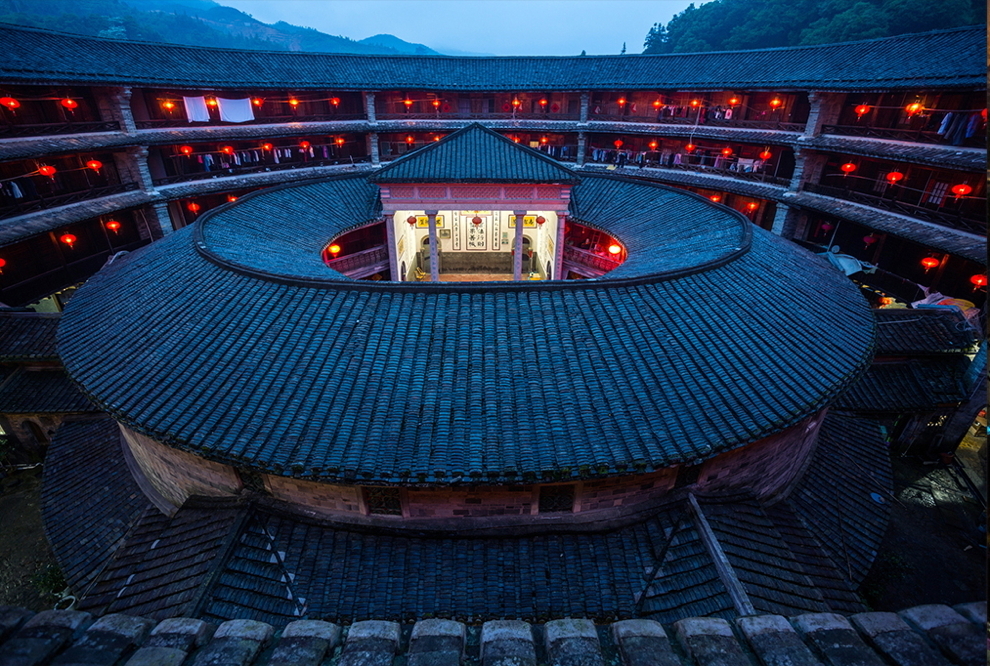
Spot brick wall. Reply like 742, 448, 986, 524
695, 411, 825, 499
120, 425, 241, 508
405, 486, 535, 518
577, 468, 677, 512
264, 475, 363, 515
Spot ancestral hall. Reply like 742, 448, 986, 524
0, 22, 982, 625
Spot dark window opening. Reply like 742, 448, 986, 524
539, 484, 575, 513
365, 487, 402, 515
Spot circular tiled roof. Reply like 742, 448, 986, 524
58, 173, 874, 483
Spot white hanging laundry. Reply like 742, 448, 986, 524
183, 96, 210, 122
216, 97, 255, 123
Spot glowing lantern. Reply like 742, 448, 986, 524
288, 98, 300, 107
0, 258, 5, 273
0, 97, 20, 110
407, 216, 417, 226
187, 202, 201, 213
607, 244, 622, 255
769, 97, 783, 109
684, 143, 696, 152
85, 160, 103, 171
920, 257, 940, 270
652, 99, 662, 109
472, 216, 482, 226
162, 100, 176, 111
758, 149, 772, 161
511, 99, 521, 107
536, 216, 546, 225
863, 234, 877, 248
746, 202, 759, 211
512, 136, 520, 143
886, 171, 904, 184
879, 297, 894, 306
854, 104, 870, 117
689, 99, 701, 108
432, 99, 441, 108
299, 140, 311, 149
617, 97, 627, 106
970, 274, 988, 287
262, 143, 273, 151
709, 194, 722, 203
950, 184, 972, 199
540, 136, 548, 144
905, 102, 923, 115
227, 195, 238, 203
721, 147, 733, 156
335, 137, 345, 146
840, 162, 857, 175
727, 96, 740, 106
179, 145, 193, 156
60, 233, 77, 248
206, 98, 218, 107
539, 99, 548, 107
221, 145, 234, 155
328, 244, 341, 258
403, 99, 413, 107
613, 139, 624, 148
405, 135, 414, 144
433, 135, 441, 142
252, 98, 263, 107
329, 97, 340, 106
648, 140, 658, 150
37, 165, 56, 177
105, 220, 121, 233
820, 222, 834, 233
60, 98, 78, 110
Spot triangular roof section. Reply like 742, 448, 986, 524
368, 123, 581, 184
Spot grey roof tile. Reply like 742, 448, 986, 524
0, 312, 60, 361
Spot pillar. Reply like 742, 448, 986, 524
93, 86, 136, 133
427, 210, 440, 282
554, 211, 567, 280
770, 203, 805, 237
113, 146, 155, 192
579, 92, 590, 123
789, 147, 828, 192
513, 210, 526, 281
368, 132, 380, 167
803, 91, 845, 138
364, 92, 377, 123
146, 201, 174, 237
383, 213, 399, 280
576, 132, 587, 167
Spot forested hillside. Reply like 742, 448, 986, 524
643, 0, 984, 53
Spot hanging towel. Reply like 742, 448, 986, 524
217, 97, 255, 123
183, 96, 210, 122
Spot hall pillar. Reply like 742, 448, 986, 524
579, 92, 590, 123
554, 211, 567, 280
427, 210, 440, 282
364, 92, 377, 123
94, 86, 136, 134
144, 202, 173, 238
383, 213, 398, 280
576, 132, 587, 167
789, 147, 828, 192
802, 91, 844, 138
368, 132, 380, 166
513, 210, 526, 281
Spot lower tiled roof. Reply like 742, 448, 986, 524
836, 357, 971, 412
874, 308, 977, 355
0, 312, 60, 361
0, 368, 97, 413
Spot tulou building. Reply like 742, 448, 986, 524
0, 22, 984, 630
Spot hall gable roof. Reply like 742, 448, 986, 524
368, 123, 580, 184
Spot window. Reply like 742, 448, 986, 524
539, 484, 575, 513
364, 487, 402, 515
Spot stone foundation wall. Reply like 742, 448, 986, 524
120, 425, 241, 508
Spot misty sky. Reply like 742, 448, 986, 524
217, 0, 709, 56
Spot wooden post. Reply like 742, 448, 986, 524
427, 210, 440, 281
513, 210, 526, 281
383, 213, 399, 280
554, 211, 567, 280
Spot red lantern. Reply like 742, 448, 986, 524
727, 96, 740, 106
221, 145, 234, 155
407, 216, 417, 226
721, 147, 733, 156
0, 257, 6, 273
472, 216, 482, 226
617, 97, 627, 106
684, 143, 696, 152
970, 274, 988, 287
536, 216, 546, 225
227, 195, 238, 203
879, 296, 894, 306
205, 98, 218, 107
652, 99, 662, 109
106, 220, 121, 233
288, 98, 300, 107
328, 244, 341, 258
540, 136, 548, 144
60, 233, 77, 248
252, 98, 263, 107
758, 149, 772, 161
840, 162, 857, 175
886, 171, 904, 184
539, 98, 548, 107
299, 140, 311, 149
262, 143, 273, 151
613, 139, 624, 148
769, 97, 783, 109
405, 135, 414, 144
920, 257, 940, 270
403, 99, 413, 107
187, 202, 201, 213
820, 222, 834, 233
951, 184, 972, 199
511, 99, 521, 107
905, 102, 923, 116
745, 202, 759, 212
709, 194, 722, 203
329, 97, 340, 106
854, 104, 870, 117
863, 234, 877, 248
648, 140, 658, 150
60, 98, 78, 110
432, 99, 441, 108
0, 97, 20, 110
180, 145, 193, 156
86, 160, 103, 171
689, 99, 701, 108
607, 244, 622, 255
336, 137, 345, 146
37, 165, 56, 177
162, 100, 176, 111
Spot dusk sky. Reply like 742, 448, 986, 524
217, 0, 710, 56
